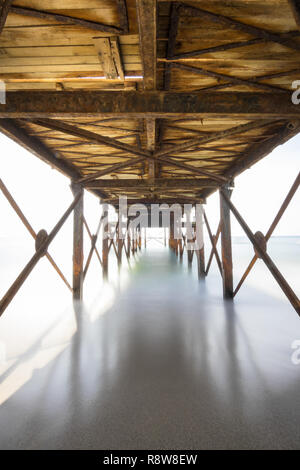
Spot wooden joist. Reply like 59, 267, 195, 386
94, 37, 124, 80
288, 0, 300, 28
10, 5, 123, 34
136, 0, 157, 90
85, 178, 219, 190
0, 0, 12, 34
1, 91, 300, 118
180, 4, 300, 52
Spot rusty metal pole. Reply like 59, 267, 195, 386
196, 204, 205, 278
169, 211, 175, 251
71, 183, 84, 301
186, 207, 194, 265
102, 205, 109, 278
220, 185, 233, 298
127, 219, 131, 258
117, 214, 122, 266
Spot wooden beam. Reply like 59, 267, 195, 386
0, 178, 72, 292
219, 186, 233, 298
224, 122, 300, 180
1, 91, 300, 119
30, 118, 151, 159
164, 2, 181, 90
234, 171, 300, 297
28, 118, 228, 183
104, 198, 199, 206
0, 192, 82, 317
171, 62, 287, 94
221, 189, 300, 315
181, 4, 300, 52
85, 178, 219, 190
288, 0, 300, 28
94, 37, 124, 80
116, 0, 129, 33
146, 118, 158, 178
136, 0, 157, 90
71, 184, 84, 301
10, 5, 123, 34
0, 0, 12, 34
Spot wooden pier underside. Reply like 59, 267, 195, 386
0, 0, 300, 204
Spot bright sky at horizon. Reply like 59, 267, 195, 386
0, 131, 299, 238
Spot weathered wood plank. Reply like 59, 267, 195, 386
136, 0, 156, 90
0, 91, 299, 118
10, 5, 122, 34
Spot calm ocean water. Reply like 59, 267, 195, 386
0, 235, 300, 449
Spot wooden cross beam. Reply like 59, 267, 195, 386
205, 221, 221, 276
220, 189, 300, 315
288, 0, 300, 28
0, 0, 12, 34
180, 3, 300, 52
202, 210, 223, 277
0, 192, 82, 317
27, 118, 228, 183
171, 62, 288, 94
234, 172, 300, 297
83, 216, 103, 280
1, 91, 299, 119
0, 178, 72, 292
9, 5, 125, 34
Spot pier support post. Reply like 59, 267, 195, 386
196, 204, 205, 278
117, 222, 122, 266
102, 205, 109, 279
169, 212, 175, 251
186, 207, 194, 266
127, 220, 131, 258
71, 183, 84, 301
220, 185, 233, 298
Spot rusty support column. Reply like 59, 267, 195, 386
102, 205, 109, 278
71, 183, 84, 301
196, 204, 205, 278
186, 207, 194, 265
220, 185, 233, 298
117, 219, 122, 266
127, 220, 131, 258
169, 212, 175, 251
